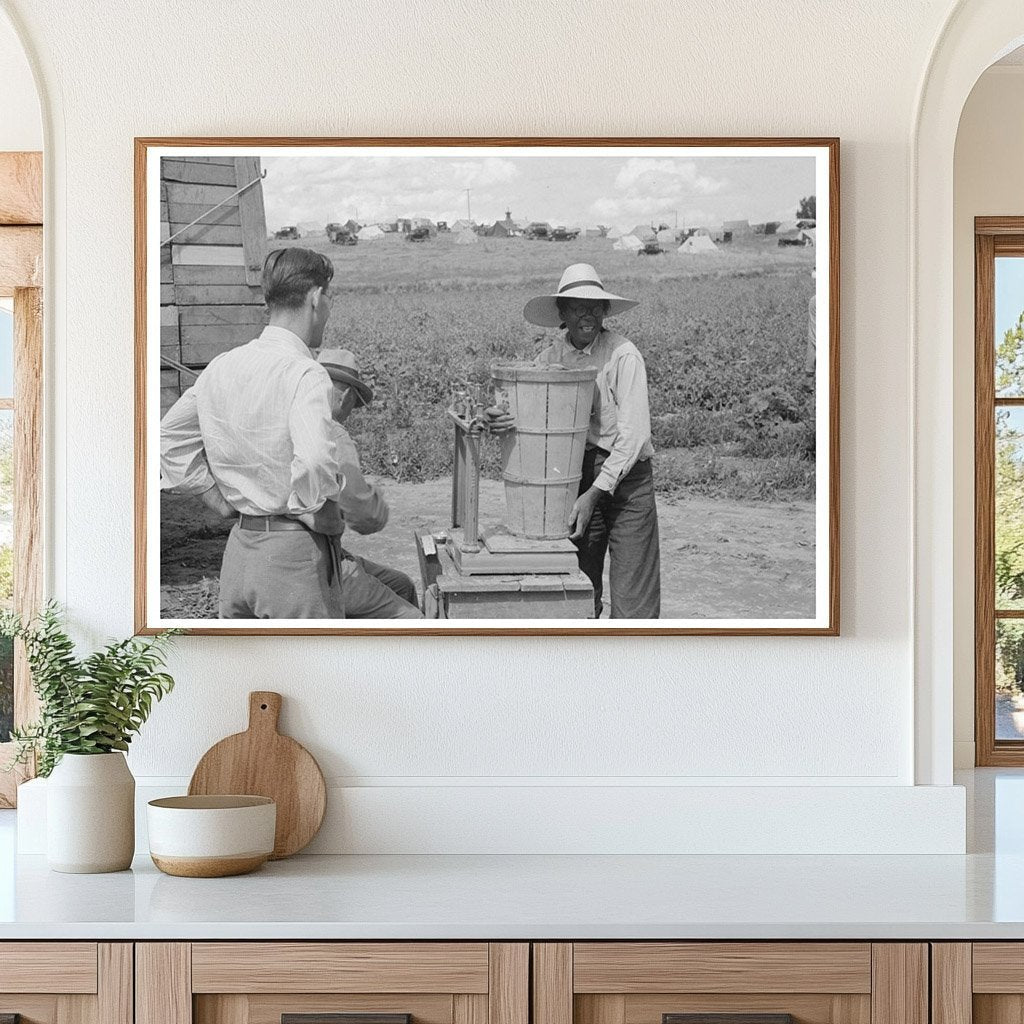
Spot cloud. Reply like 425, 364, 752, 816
583, 159, 729, 230
261, 154, 521, 227
613, 158, 725, 198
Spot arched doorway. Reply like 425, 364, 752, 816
913, 1, 1024, 785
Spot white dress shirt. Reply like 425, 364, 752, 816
160, 325, 342, 516
537, 329, 654, 493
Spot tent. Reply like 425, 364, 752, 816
800, 228, 817, 246
613, 234, 643, 252
606, 227, 622, 240
677, 234, 718, 253
358, 224, 385, 240
454, 229, 478, 244
450, 219, 476, 232
631, 224, 656, 240
656, 228, 676, 245
724, 219, 752, 236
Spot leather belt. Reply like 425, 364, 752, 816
585, 444, 611, 456
238, 514, 308, 532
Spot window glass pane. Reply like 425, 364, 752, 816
996, 256, 1024, 397
0, 408, 11, 742
996, 408, 1024, 609
0, 305, 12, 400
998, 620, 1024, 740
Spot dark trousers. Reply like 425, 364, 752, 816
577, 449, 661, 619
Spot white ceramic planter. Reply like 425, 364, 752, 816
46, 752, 135, 873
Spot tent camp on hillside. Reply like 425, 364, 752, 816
678, 234, 718, 254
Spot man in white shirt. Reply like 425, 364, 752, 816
161, 247, 346, 619
521, 263, 661, 619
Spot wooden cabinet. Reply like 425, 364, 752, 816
0, 943, 132, 1024
136, 944, 528, 1024
532, 944, 928, 1024
932, 943, 1024, 1024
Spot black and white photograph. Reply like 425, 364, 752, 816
137, 139, 838, 634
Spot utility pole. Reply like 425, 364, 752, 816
465, 188, 472, 221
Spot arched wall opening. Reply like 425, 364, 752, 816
914, 1, 1024, 784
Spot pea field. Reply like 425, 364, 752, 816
160, 230, 820, 621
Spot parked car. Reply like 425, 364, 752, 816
274, 226, 300, 240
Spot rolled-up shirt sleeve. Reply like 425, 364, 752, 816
286, 370, 342, 515
593, 350, 652, 494
160, 388, 217, 495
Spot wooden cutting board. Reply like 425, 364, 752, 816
188, 691, 326, 859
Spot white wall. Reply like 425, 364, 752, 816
0, 0, 973, 852
0, 6, 39, 151
952, 66, 1024, 767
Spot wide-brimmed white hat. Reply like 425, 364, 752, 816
523, 263, 638, 328
317, 348, 373, 407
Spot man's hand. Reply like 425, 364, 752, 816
346, 483, 390, 535
296, 499, 345, 537
483, 406, 516, 434
568, 486, 603, 541
199, 483, 234, 518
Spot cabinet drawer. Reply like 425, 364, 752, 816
0, 943, 130, 1024
533, 944, 926, 1024
139, 943, 528, 1024
0, 942, 98, 993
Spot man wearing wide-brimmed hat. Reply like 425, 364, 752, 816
317, 348, 422, 619
522, 263, 661, 619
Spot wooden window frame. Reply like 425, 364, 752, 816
0, 151, 43, 806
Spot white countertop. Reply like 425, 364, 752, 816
0, 849, 1021, 940
1, 768, 1022, 941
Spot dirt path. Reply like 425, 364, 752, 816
161, 482, 815, 620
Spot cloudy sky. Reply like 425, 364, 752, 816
257, 149, 818, 233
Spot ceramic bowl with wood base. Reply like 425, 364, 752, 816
147, 795, 276, 877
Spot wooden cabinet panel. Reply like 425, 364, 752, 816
932, 944, 971, 1024
0, 944, 98, 994
191, 944, 490, 994
871, 945, 927, 1024
573, 944, 873, 994
974, 946, 1024, 993
0, 943, 129, 1024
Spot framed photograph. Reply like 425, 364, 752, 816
135, 137, 838, 635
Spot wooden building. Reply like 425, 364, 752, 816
160, 156, 268, 414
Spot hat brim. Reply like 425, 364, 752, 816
322, 365, 373, 407
523, 286, 638, 328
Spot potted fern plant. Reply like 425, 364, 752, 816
2, 603, 178, 873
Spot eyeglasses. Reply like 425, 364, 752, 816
564, 302, 606, 318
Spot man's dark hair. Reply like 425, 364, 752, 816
263, 248, 334, 310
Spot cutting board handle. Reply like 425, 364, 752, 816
248, 691, 282, 734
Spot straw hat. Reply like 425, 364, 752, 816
317, 348, 373, 407
523, 263, 638, 328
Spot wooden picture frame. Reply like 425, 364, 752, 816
135, 137, 839, 636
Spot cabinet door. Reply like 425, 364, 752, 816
137, 943, 528, 1024
533, 944, 928, 1024
0, 943, 131, 1024
941, 943, 1024, 1024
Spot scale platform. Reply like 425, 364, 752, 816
448, 524, 580, 575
